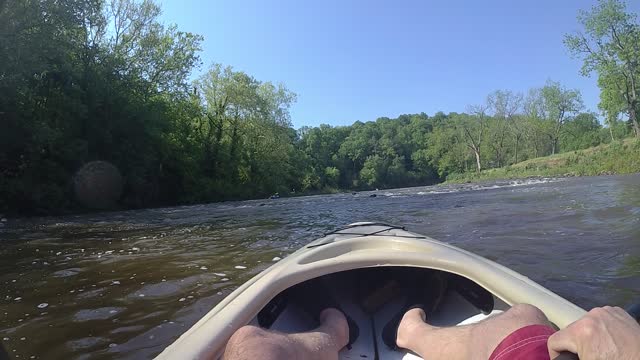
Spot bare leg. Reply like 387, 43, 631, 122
396, 303, 552, 360
223, 308, 349, 360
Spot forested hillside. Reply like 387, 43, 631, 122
1, 0, 638, 215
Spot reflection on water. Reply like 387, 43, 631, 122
1, 175, 639, 359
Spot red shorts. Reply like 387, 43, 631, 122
488, 324, 556, 360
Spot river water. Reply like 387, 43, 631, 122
1, 174, 640, 359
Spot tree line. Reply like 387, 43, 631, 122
299, 84, 630, 190
0, 0, 638, 215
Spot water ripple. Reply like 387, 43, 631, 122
1, 174, 639, 359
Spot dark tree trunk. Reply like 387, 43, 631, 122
550, 132, 558, 155
514, 135, 520, 164
229, 123, 239, 164
630, 106, 640, 138
211, 120, 224, 168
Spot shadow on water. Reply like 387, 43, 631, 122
1, 175, 640, 358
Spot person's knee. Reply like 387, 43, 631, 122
507, 303, 549, 326
469, 304, 552, 360
228, 325, 266, 345
225, 326, 293, 360
225, 326, 268, 357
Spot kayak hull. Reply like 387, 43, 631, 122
157, 223, 585, 359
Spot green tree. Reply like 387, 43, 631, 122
560, 112, 603, 151
359, 155, 383, 187
487, 90, 521, 166
565, 0, 640, 137
523, 88, 553, 157
324, 167, 340, 188
541, 81, 584, 154
425, 121, 468, 177
456, 107, 488, 173
195, 63, 297, 199
0, 0, 203, 214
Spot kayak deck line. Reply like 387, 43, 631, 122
310, 223, 426, 249
156, 222, 586, 360
323, 222, 407, 236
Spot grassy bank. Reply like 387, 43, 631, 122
447, 138, 640, 183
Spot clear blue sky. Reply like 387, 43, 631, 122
159, 0, 640, 128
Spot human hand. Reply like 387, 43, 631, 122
548, 306, 640, 360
